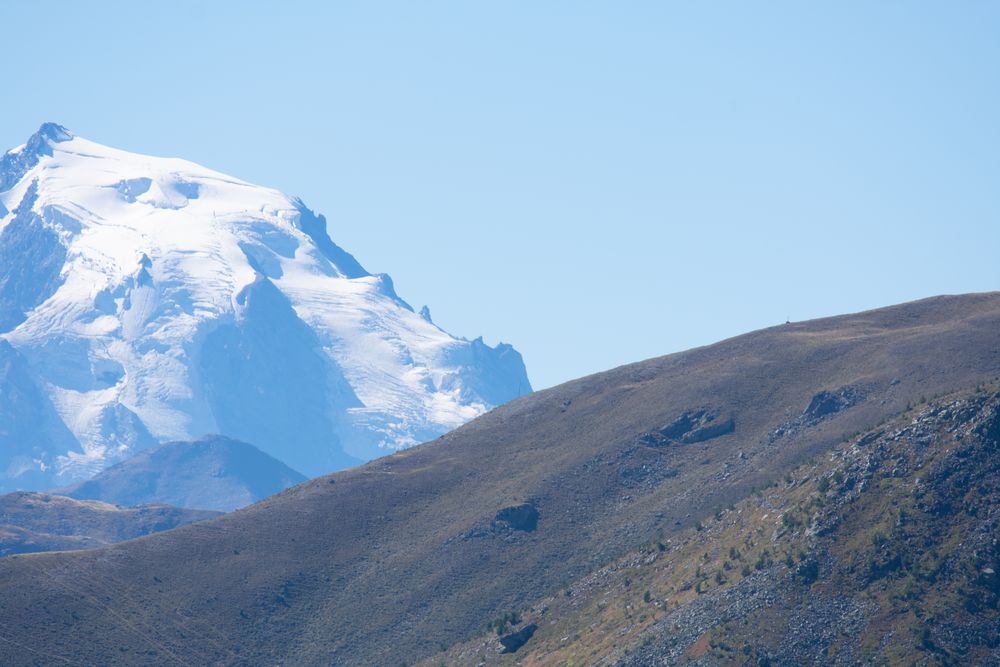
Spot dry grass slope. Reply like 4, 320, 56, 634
0, 492, 220, 557
424, 387, 1000, 665
0, 292, 998, 666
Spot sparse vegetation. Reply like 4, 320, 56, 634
4, 298, 1000, 667
488, 611, 523, 636
420, 387, 1000, 666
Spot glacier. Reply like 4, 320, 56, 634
0, 123, 531, 490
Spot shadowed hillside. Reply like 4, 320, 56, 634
0, 293, 998, 666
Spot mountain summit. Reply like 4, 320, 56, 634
0, 123, 530, 489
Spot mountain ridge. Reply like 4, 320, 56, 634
0, 292, 996, 665
0, 491, 219, 557
55, 435, 307, 512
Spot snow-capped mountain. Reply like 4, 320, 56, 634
0, 123, 530, 490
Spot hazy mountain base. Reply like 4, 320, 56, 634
55, 436, 307, 512
0, 492, 219, 557
427, 387, 1000, 666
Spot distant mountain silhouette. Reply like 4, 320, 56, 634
56, 436, 307, 512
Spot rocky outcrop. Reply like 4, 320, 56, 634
619, 390, 1000, 665
494, 503, 539, 532
499, 623, 537, 653
638, 409, 736, 448
770, 384, 868, 442
803, 386, 864, 420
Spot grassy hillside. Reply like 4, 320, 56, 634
0, 492, 219, 557
423, 387, 1000, 665
0, 293, 998, 666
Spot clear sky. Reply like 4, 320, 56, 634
2, 2, 999, 389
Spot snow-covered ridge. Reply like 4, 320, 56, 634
0, 123, 530, 490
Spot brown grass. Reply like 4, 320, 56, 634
0, 293, 999, 666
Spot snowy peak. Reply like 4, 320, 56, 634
292, 200, 370, 280
0, 122, 72, 191
31, 122, 74, 145
0, 124, 531, 489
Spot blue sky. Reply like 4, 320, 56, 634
2, 2, 999, 389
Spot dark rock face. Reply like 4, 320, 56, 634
292, 200, 369, 279
455, 502, 540, 541
499, 623, 537, 653
447, 337, 533, 409
659, 411, 706, 440
0, 340, 81, 491
0, 183, 67, 333
681, 416, 735, 444
199, 276, 362, 476
770, 384, 868, 442
803, 386, 864, 420
0, 123, 73, 192
638, 409, 735, 447
796, 558, 819, 585
976, 404, 1000, 445
495, 503, 539, 532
